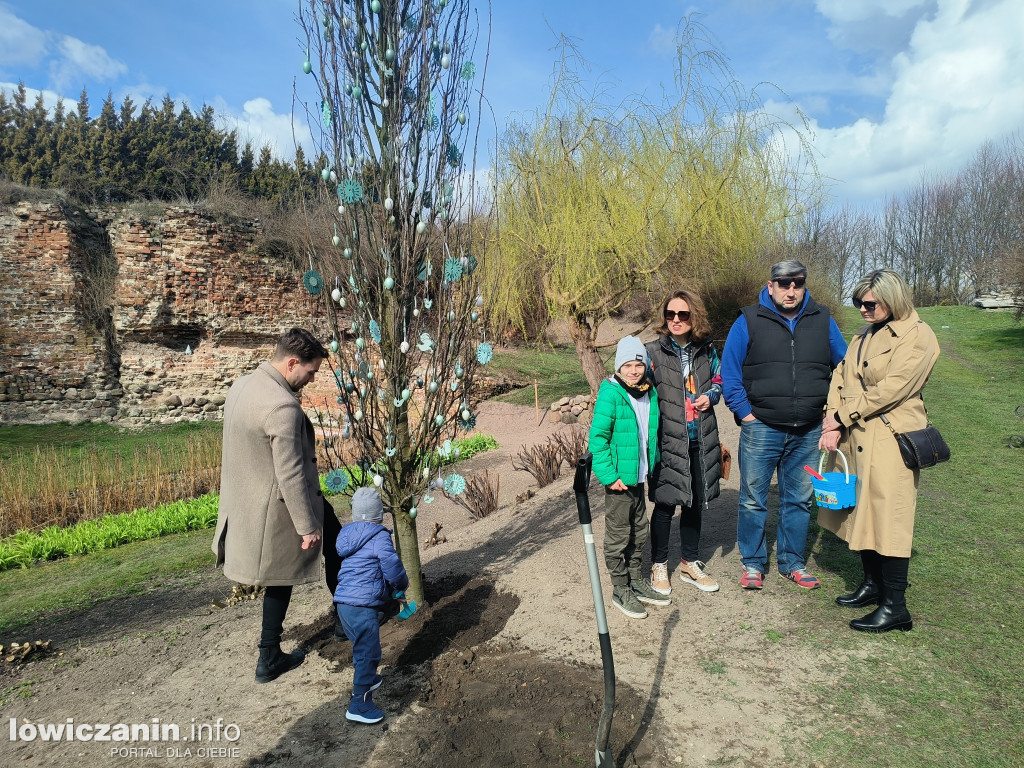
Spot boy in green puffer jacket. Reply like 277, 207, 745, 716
588, 336, 668, 619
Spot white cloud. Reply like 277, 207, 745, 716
49, 36, 127, 91
0, 6, 48, 69
216, 96, 308, 160
0, 81, 65, 112
784, 0, 1024, 207
647, 23, 677, 57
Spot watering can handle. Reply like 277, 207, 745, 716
819, 449, 850, 482
573, 453, 594, 525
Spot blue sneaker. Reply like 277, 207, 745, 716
346, 691, 385, 724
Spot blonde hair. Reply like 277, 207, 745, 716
852, 270, 915, 321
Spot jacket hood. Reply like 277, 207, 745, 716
336, 522, 391, 558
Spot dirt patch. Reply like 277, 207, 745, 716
1, 402, 854, 767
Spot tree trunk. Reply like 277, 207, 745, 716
392, 506, 424, 606
567, 312, 608, 396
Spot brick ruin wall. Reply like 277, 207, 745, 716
0, 201, 319, 425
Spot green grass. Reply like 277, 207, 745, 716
488, 344, 611, 406
0, 528, 216, 632
806, 306, 1024, 768
0, 420, 222, 462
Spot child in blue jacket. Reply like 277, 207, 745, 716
335, 487, 408, 724
588, 335, 668, 620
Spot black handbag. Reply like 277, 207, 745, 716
879, 415, 951, 469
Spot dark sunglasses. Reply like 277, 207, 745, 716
773, 277, 806, 289
852, 297, 878, 311
664, 310, 692, 322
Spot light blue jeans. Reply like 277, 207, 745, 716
737, 419, 821, 574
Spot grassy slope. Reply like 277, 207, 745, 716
807, 306, 1024, 768
487, 344, 613, 405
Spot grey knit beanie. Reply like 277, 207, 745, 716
614, 335, 649, 372
351, 487, 384, 523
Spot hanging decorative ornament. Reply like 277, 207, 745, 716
441, 53, 451, 69
400, 340, 410, 354
423, 494, 434, 504
373, 473, 383, 486
417, 260, 432, 281
386, 446, 397, 457
332, 225, 340, 247
416, 220, 427, 234
339, 297, 346, 308
401, 388, 411, 400
461, 61, 476, 81
471, 311, 479, 323
341, 423, 351, 438
302, 269, 324, 294
443, 257, 463, 282
417, 333, 435, 352
476, 342, 494, 364
447, 141, 462, 167
339, 179, 364, 204
450, 380, 459, 392
321, 99, 332, 126
384, 197, 394, 211
416, 377, 424, 388
330, 339, 339, 353
321, 166, 331, 182
444, 473, 466, 495
370, 0, 381, 12
351, 85, 362, 100
343, 247, 353, 259
369, 320, 382, 344
408, 506, 417, 519
476, 295, 484, 307
330, 170, 338, 183
354, 409, 364, 421
428, 380, 438, 393
355, 337, 365, 350
385, 46, 396, 63
331, 287, 342, 302
325, 469, 349, 493
423, 298, 434, 309
459, 411, 477, 431
303, 51, 312, 75
457, 112, 467, 125
435, 414, 445, 426
454, 365, 464, 379
383, 276, 395, 290
439, 440, 453, 459
465, 254, 478, 274
448, 311, 456, 322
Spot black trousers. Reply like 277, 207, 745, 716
260, 500, 343, 645
860, 549, 909, 591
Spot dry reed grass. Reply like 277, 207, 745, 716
0, 433, 222, 537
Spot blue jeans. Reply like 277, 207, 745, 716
336, 603, 383, 694
737, 419, 820, 574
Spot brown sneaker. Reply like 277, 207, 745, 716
679, 559, 720, 592
651, 562, 672, 595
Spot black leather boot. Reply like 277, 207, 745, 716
850, 589, 912, 633
255, 643, 306, 683
836, 577, 881, 608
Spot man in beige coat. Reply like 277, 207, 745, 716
213, 328, 341, 682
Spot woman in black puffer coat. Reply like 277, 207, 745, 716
646, 288, 724, 595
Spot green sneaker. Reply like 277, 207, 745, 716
612, 585, 647, 619
631, 578, 671, 607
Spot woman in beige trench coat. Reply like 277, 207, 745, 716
819, 270, 939, 633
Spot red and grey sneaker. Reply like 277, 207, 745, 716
740, 566, 763, 590
782, 568, 821, 590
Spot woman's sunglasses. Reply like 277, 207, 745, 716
852, 297, 878, 312
664, 310, 691, 322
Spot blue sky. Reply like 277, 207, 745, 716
2, 0, 1023, 211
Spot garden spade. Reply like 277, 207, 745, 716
573, 453, 615, 768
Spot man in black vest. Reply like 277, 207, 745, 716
721, 260, 847, 591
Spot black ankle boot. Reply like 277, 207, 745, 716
836, 578, 881, 608
255, 643, 306, 683
850, 590, 912, 633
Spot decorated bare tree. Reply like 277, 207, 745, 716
296, 0, 489, 605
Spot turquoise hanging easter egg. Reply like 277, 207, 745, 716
332, 234, 340, 247
451, 380, 459, 392
441, 54, 451, 69
354, 409, 364, 421
321, 167, 331, 181
471, 311, 479, 322
429, 381, 438, 393
416, 221, 427, 234
386, 48, 396, 62
355, 337, 365, 350
352, 85, 362, 100
455, 365, 464, 379
370, 0, 381, 12
457, 112, 467, 125
435, 414, 444, 426
383, 276, 395, 290
330, 340, 339, 352
343, 247, 352, 258
401, 388, 411, 400
303, 60, 312, 75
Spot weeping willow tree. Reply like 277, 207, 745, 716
295, 0, 490, 605
487, 18, 817, 394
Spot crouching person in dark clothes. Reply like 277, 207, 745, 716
335, 487, 409, 724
